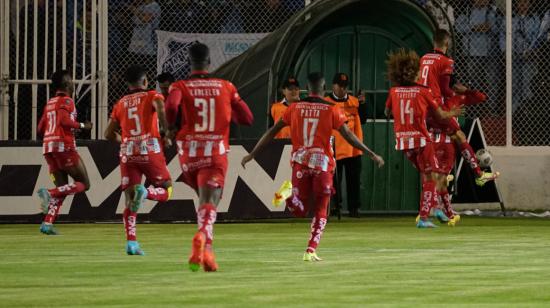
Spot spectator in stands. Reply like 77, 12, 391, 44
456, 0, 502, 112
160, 0, 201, 33
127, 0, 161, 78
500, 0, 540, 113
247, 0, 292, 32
530, 6, 550, 50
424, 0, 455, 31
220, 0, 245, 33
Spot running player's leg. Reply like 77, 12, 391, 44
120, 161, 145, 255
285, 164, 311, 218
46, 152, 90, 199
39, 164, 68, 235
304, 170, 332, 262
188, 157, 227, 272
142, 153, 173, 202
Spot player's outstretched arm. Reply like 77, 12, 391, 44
59, 108, 93, 130
165, 87, 182, 126
434, 105, 464, 121
338, 124, 384, 168
104, 119, 121, 143
241, 119, 286, 168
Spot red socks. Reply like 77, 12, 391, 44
197, 203, 217, 249
43, 197, 65, 224
459, 142, 482, 177
49, 182, 85, 198
307, 195, 330, 253
420, 180, 437, 219
123, 208, 138, 241
439, 190, 455, 219
146, 186, 170, 202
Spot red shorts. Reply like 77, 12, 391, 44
404, 143, 443, 174
434, 141, 456, 174
179, 155, 228, 191
120, 153, 171, 191
44, 151, 81, 173
428, 117, 461, 136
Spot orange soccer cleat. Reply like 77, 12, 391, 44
202, 249, 218, 272
188, 232, 206, 272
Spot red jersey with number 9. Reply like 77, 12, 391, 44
282, 96, 347, 172
419, 50, 454, 103
41, 94, 78, 153
110, 90, 164, 156
170, 75, 247, 159
385, 85, 439, 150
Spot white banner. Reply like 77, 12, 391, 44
156, 31, 268, 79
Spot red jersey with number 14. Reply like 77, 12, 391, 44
39, 94, 78, 154
419, 50, 454, 102
282, 96, 347, 172
110, 90, 164, 157
168, 73, 253, 159
386, 85, 439, 150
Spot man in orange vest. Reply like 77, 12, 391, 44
270, 77, 301, 139
326, 73, 367, 217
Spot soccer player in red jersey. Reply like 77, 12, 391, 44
242, 72, 384, 261
36, 70, 93, 235
431, 89, 488, 226
385, 49, 463, 228
419, 29, 498, 187
165, 43, 254, 271
104, 65, 173, 255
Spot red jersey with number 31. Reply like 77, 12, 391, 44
386, 86, 439, 150
110, 90, 164, 156
40, 94, 77, 153
169, 74, 250, 159
282, 96, 347, 172
419, 50, 454, 103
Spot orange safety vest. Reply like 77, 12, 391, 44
271, 99, 291, 139
325, 94, 363, 160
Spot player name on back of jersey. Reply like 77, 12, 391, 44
394, 87, 422, 97
189, 88, 221, 97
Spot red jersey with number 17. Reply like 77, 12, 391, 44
167, 73, 253, 159
385, 85, 439, 150
110, 90, 164, 156
39, 94, 78, 154
282, 96, 347, 172
419, 50, 454, 102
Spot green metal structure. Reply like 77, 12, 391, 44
215, 0, 436, 212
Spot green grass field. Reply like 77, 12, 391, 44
1, 217, 550, 307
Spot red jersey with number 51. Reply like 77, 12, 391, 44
40, 94, 77, 153
419, 50, 454, 103
385, 86, 439, 150
110, 90, 164, 156
282, 96, 347, 172
167, 73, 253, 159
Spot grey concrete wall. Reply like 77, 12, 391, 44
488, 147, 550, 211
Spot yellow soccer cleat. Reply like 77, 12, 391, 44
273, 180, 292, 208
303, 251, 323, 262
447, 214, 461, 227
446, 174, 454, 186
415, 215, 420, 224
475, 171, 500, 187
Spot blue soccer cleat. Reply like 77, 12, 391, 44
416, 219, 438, 228
39, 222, 59, 235
434, 209, 449, 223
126, 241, 145, 256
131, 185, 148, 212
37, 188, 51, 214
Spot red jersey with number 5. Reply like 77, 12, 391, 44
282, 96, 347, 172
110, 90, 164, 156
167, 73, 253, 159
39, 94, 78, 153
419, 50, 454, 103
385, 86, 439, 150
